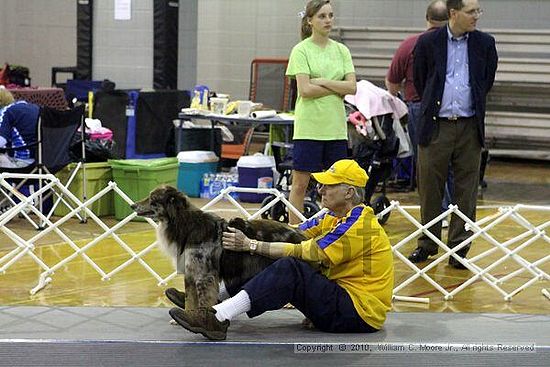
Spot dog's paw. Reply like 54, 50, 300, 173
228, 217, 248, 232
169, 319, 178, 325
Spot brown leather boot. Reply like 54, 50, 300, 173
165, 288, 185, 309
169, 307, 230, 341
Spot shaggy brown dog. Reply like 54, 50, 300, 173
131, 185, 306, 310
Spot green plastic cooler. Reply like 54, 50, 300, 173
109, 157, 178, 220
54, 162, 114, 217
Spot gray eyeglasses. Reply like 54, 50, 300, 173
463, 8, 483, 17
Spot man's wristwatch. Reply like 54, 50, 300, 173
249, 239, 259, 254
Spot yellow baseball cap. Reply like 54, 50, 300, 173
311, 159, 368, 187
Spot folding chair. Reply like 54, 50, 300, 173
249, 58, 297, 157
0, 105, 86, 228
249, 58, 294, 112
38, 105, 87, 222
221, 125, 255, 161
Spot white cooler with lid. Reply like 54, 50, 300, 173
177, 150, 219, 197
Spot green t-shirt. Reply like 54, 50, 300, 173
286, 37, 355, 140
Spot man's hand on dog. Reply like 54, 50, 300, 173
222, 227, 251, 252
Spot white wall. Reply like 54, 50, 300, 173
194, 0, 550, 99
93, 0, 154, 89
1, 0, 550, 91
178, 0, 198, 91
334, 0, 550, 29
195, 0, 300, 99
0, 0, 75, 87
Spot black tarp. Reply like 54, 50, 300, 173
92, 90, 190, 159
154, 0, 179, 89
135, 90, 190, 156
92, 91, 129, 159
76, 0, 93, 80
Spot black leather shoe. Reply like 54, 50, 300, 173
408, 247, 437, 263
448, 255, 468, 270
165, 288, 186, 309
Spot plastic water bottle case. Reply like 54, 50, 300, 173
200, 172, 239, 199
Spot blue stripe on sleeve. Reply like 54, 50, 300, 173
298, 217, 318, 231
298, 211, 327, 231
317, 206, 364, 250
12, 128, 30, 159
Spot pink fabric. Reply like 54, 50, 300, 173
89, 130, 113, 141
349, 111, 370, 137
345, 80, 408, 120
349, 110, 366, 126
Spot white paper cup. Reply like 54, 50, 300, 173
238, 101, 253, 117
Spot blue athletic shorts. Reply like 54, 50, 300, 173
292, 139, 348, 173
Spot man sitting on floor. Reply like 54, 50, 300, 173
169, 159, 395, 340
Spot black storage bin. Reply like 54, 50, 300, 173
175, 127, 222, 158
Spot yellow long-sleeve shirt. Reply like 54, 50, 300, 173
283, 204, 394, 329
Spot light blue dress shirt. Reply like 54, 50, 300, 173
439, 26, 475, 119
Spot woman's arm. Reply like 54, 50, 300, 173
311, 72, 357, 96
295, 74, 336, 99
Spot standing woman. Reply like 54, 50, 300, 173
286, 0, 356, 224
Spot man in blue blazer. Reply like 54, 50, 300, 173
409, 0, 498, 268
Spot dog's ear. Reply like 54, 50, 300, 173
159, 188, 181, 219
161, 186, 178, 202
165, 188, 191, 211
177, 191, 190, 209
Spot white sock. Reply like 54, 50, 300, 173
218, 280, 230, 301
212, 290, 251, 322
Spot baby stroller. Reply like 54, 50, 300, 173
345, 80, 410, 224
260, 142, 321, 223
349, 111, 398, 224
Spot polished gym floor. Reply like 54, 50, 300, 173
0, 157, 548, 366
0, 158, 548, 312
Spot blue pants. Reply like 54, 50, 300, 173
242, 257, 377, 333
292, 139, 348, 172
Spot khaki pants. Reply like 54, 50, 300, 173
417, 118, 481, 255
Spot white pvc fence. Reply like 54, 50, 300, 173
1, 172, 548, 303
